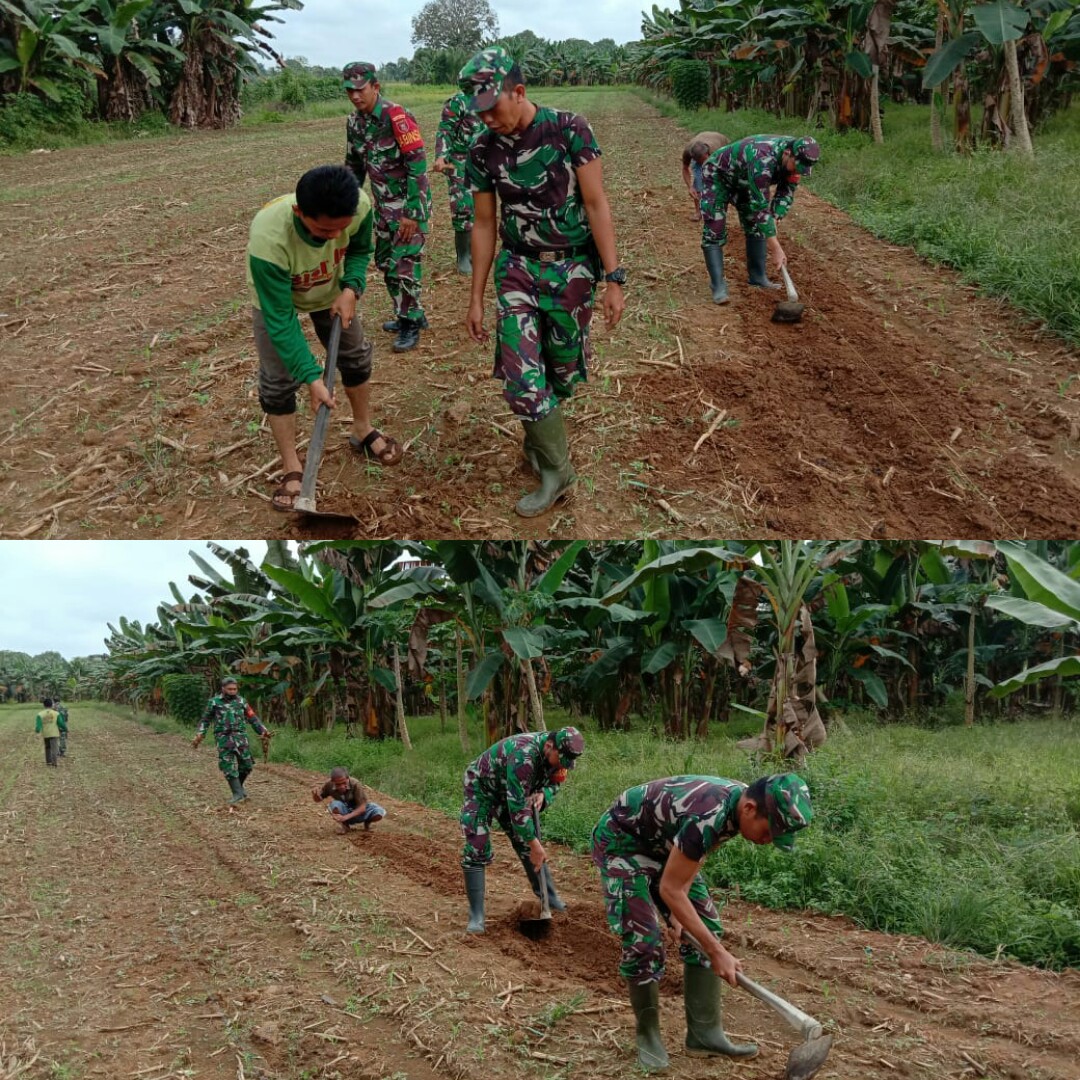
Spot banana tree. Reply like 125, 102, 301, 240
0, 0, 103, 101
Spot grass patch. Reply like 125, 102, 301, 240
637, 90, 1080, 347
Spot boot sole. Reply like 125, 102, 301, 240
684, 1046, 759, 1059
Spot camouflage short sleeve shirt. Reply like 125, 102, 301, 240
465, 105, 601, 250
435, 91, 484, 162
608, 777, 746, 864
346, 96, 432, 224
708, 135, 801, 238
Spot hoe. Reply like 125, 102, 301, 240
772, 265, 806, 324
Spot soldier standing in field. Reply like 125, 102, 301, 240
55, 700, 69, 757
681, 130, 728, 221
591, 773, 813, 1071
433, 89, 484, 274
699, 135, 820, 304
460, 726, 584, 933
459, 46, 626, 517
343, 62, 432, 354
193, 677, 273, 805
34, 697, 61, 768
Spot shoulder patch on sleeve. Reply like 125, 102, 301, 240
388, 105, 424, 152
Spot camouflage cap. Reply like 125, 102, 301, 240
552, 726, 584, 768
790, 136, 820, 176
342, 61, 377, 91
764, 773, 812, 851
458, 46, 516, 112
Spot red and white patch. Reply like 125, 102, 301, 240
389, 105, 424, 152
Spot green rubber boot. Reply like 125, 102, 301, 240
227, 775, 248, 805
464, 866, 486, 933
238, 769, 251, 800
454, 231, 472, 274
516, 853, 566, 912
746, 235, 780, 289
702, 245, 729, 304
515, 409, 575, 518
628, 980, 670, 1072
683, 963, 758, 1058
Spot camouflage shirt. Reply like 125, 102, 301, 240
346, 96, 432, 225
196, 693, 268, 749
466, 731, 568, 844
434, 91, 484, 163
603, 777, 745, 876
465, 105, 601, 251
704, 135, 802, 238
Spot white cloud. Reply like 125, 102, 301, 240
0, 541, 271, 659
266, 0, 644, 69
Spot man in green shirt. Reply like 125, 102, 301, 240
246, 164, 402, 513
34, 697, 61, 767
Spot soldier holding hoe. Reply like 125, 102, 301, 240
699, 135, 820, 304
591, 773, 813, 1071
461, 726, 584, 933
344, 61, 432, 356
193, 677, 273, 804
459, 46, 627, 517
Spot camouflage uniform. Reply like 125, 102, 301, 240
344, 64, 431, 324
590, 775, 812, 984
700, 135, 819, 248
460, 727, 584, 867
196, 691, 269, 781
56, 702, 68, 756
435, 91, 483, 234
462, 54, 603, 421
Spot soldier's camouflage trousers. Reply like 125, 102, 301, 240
494, 250, 595, 421
592, 810, 723, 984
375, 218, 426, 321
460, 770, 531, 868
699, 177, 758, 248
444, 160, 474, 232
216, 737, 255, 780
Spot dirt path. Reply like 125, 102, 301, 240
1, 92, 1077, 539
2, 709, 1078, 1080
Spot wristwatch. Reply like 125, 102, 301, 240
604, 267, 628, 285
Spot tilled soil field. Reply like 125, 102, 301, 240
2, 709, 1078, 1080
0, 91, 1078, 539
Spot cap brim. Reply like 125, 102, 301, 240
343, 79, 373, 91
560, 755, 578, 770
465, 87, 499, 112
771, 832, 796, 852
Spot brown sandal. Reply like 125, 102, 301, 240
271, 470, 304, 512
348, 429, 403, 466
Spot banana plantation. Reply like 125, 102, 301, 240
14, 540, 1079, 751
631, 0, 1080, 149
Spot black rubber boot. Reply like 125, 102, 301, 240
746, 235, 780, 289
517, 853, 566, 912
393, 317, 421, 353
703, 245, 729, 304
238, 769, 251, 799
227, 775, 248, 804
683, 963, 758, 1058
629, 980, 670, 1072
382, 316, 400, 332
516, 409, 575, 517
454, 230, 472, 274
464, 866, 486, 933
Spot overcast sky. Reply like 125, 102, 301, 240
269, 0, 646, 69
0, 542, 271, 660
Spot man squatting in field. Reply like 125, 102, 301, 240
460, 46, 627, 518
34, 697, 61, 767
312, 765, 386, 832
591, 773, 813, 1071
247, 164, 403, 512
344, 61, 432, 356
699, 134, 820, 304
193, 677, 273, 804
433, 88, 485, 275
681, 130, 728, 222
461, 726, 585, 933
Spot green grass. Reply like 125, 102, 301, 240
638, 90, 1080, 347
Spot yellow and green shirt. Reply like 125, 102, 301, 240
246, 190, 374, 383
34, 709, 60, 739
